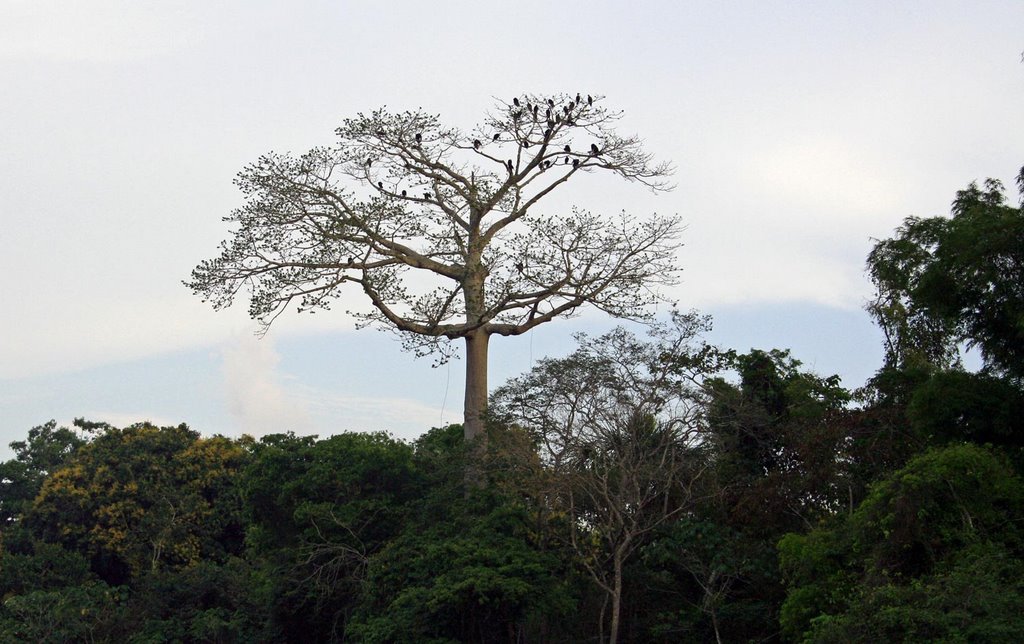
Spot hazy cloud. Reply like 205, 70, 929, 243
221, 333, 311, 437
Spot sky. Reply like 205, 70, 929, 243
2, 1, 1022, 456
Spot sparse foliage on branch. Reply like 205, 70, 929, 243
491, 311, 719, 643
187, 93, 679, 441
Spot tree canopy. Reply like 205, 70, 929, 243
188, 93, 679, 442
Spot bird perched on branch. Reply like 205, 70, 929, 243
473, 139, 481, 149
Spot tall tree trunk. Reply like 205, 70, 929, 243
463, 327, 490, 441
609, 550, 624, 644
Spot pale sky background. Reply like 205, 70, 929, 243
2, 1, 1022, 456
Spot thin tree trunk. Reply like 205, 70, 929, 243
609, 551, 623, 644
711, 608, 722, 644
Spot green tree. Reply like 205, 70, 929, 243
867, 168, 1024, 378
634, 349, 851, 642
241, 431, 423, 642
706, 349, 851, 536
0, 420, 86, 524
28, 423, 248, 584
778, 444, 1024, 642
187, 93, 678, 444
347, 425, 577, 644
0, 581, 129, 644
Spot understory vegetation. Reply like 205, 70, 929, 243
3, 172, 1023, 642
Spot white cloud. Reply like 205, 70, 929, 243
221, 333, 311, 437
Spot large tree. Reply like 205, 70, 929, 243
866, 168, 1024, 378
187, 93, 679, 442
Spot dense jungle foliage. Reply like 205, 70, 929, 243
2, 171, 1023, 642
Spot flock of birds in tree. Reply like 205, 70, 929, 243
491, 93, 600, 174
367, 93, 601, 203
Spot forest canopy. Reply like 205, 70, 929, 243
4, 169, 1024, 642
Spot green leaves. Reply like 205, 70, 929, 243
779, 444, 1024, 642
867, 171, 1024, 378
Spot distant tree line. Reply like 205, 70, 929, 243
2, 169, 1023, 642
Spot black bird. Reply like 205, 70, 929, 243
506, 159, 514, 173
415, 133, 422, 143
572, 158, 580, 168
547, 98, 554, 107
513, 97, 520, 107
564, 157, 569, 164
590, 143, 599, 155
376, 129, 385, 136
515, 261, 524, 273
493, 133, 500, 141
401, 190, 407, 197
555, 114, 561, 124
532, 105, 539, 118
424, 192, 431, 199
544, 128, 552, 139
567, 118, 575, 126
563, 145, 571, 153
587, 95, 593, 106
523, 141, 531, 148
348, 256, 354, 264
512, 110, 522, 121
473, 139, 481, 149
563, 105, 570, 114
576, 92, 581, 103
547, 119, 555, 129
377, 181, 383, 189
366, 158, 372, 167
568, 101, 574, 111
546, 108, 551, 119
